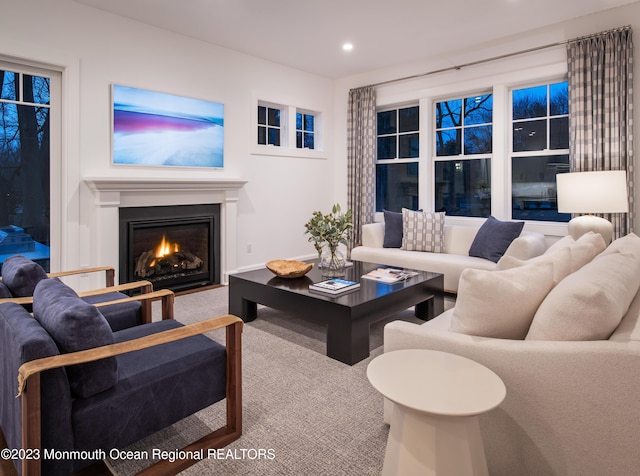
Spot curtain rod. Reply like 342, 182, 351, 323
362, 25, 631, 89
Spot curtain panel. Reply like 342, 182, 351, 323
567, 27, 634, 238
347, 86, 376, 251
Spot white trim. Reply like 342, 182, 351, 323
83, 177, 247, 284
0, 38, 81, 274
250, 91, 327, 159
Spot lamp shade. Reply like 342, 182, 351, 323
556, 170, 629, 214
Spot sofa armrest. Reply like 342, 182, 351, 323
503, 231, 546, 260
361, 222, 385, 248
383, 320, 640, 475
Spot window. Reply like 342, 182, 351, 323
0, 67, 51, 271
257, 104, 282, 146
511, 81, 570, 222
434, 94, 492, 217
375, 105, 419, 212
254, 97, 324, 158
296, 111, 315, 149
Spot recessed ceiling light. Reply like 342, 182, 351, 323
342, 43, 354, 52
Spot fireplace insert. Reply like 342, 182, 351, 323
119, 204, 220, 292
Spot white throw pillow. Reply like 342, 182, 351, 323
544, 235, 575, 254
576, 231, 607, 255
496, 246, 571, 286
450, 260, 555, 339
401, 209, 445, 252
526, 248, 640, 341
597, 232, 640, 258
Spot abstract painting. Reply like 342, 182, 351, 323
112, 84, 224, 168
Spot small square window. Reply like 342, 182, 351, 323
257, 104, 282, 147
296, 112, 315, 149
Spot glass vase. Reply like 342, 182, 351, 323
320, 246, 346, 277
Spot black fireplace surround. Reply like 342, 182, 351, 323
119, 204, 221, 292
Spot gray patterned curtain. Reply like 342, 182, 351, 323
567, 27, 634, 238
347, 86, 376, 251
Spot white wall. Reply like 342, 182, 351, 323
0, 0, 336, 280
333, 2, 640, 237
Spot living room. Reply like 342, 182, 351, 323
1, 0, 640, 474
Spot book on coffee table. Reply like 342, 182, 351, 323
361, 267, 419, 283
309, 278, 360, 295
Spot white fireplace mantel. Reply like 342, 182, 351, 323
83, 176, 247, 284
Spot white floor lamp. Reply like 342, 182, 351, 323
556, 170, 629, 244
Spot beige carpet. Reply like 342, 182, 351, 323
107, 286, 452, 475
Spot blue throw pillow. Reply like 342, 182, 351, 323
469, 216, 524, 263
1, 255, 48, 297
33, 278, 118, 398
383, 210, 403, 248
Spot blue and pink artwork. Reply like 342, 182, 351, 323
112, 84, 224, 168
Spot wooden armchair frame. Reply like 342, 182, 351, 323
0, 265, 116, 288
14, 288, 242, 476
0, 265, 155, 324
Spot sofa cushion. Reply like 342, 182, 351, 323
401, 209, 445, 252
450, 260, 555, 339
82, 292, 142, 332
72, 319, 227, 454
527, 234, 640, 341
468, 216, 524, 263
497, 246, 572, 285
544, 235, 575, 254
610, 287, 640, 342
383, 210, 403, 248
33, 279, 118, 398
576, 231, 607, 254
497, 242, 597, 284
596, 231, 639, 257
1, 255, 48, 297
502, 232, 547, 261
0, 282, 12, 298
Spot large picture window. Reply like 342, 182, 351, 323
0, 67, 51, 271
511, 81, 570, 222
434, 93, 492, 217
376, 105, 419, 212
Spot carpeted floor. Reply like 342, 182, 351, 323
107, 286, 453, 475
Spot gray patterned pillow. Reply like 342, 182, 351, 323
401, 209, 446, 252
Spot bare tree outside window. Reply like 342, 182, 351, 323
0, 69, 50, 271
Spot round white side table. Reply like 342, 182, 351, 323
367, 349, 506, 476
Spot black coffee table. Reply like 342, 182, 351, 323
228, 260, 444, 365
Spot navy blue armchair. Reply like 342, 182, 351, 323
0, 278, 242, 476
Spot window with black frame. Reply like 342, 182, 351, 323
511, 81, 571, 222
375, 105, 419, 212
0, 68, 51, 272
434, 93, 492, 217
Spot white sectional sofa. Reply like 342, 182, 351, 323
382, 232, 640, 475
351, 221, 546, 292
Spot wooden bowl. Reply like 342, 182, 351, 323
265, 260, 314, 278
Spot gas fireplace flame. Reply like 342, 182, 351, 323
134, 232, 204, 279
155, 235, 179, 259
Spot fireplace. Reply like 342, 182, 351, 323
119, 204, 221, 292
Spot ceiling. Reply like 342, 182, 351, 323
73, 0, 639, 79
